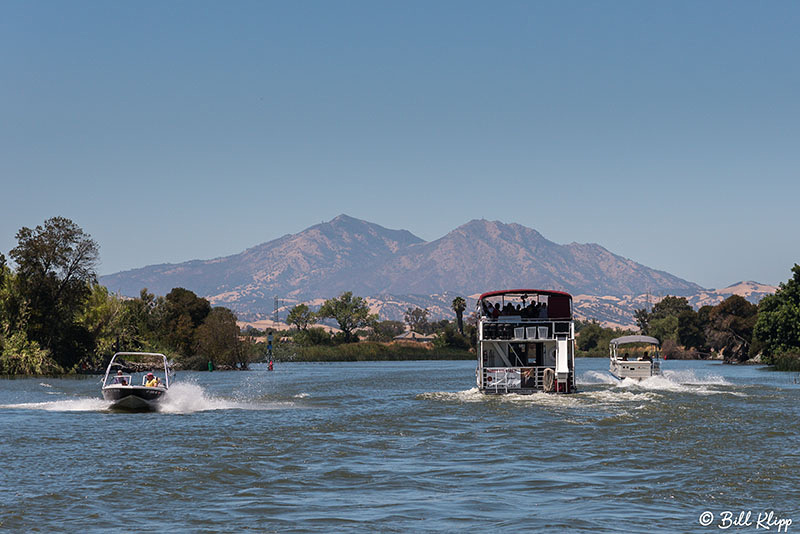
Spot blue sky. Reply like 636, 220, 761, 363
1, 1, 798, 289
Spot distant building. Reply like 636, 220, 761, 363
393, 331, 435, 342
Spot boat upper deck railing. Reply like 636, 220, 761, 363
481, 319, 573, 341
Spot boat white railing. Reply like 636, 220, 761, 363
480, 319, 573, 341
483, 366, 556, 393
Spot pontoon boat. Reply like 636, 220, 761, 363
609, 335, 661, 380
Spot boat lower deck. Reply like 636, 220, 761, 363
480, 366, 574, 394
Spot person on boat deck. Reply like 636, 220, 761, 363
622, 353, 629, 361
538, 303, 548, 318
113, 370, 127, 385
639, 352, 652, 362
145, 372, 159, 387
491, 303, 501, 319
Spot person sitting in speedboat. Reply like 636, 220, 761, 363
113, 370, 127, 385
145, 372, 160, 387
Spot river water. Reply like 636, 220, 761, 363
1, 358, 798, 533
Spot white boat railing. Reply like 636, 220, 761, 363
483, 366, 557, 392
480, 320, 573, 341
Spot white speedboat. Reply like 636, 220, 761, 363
101, 352, 171, 411
609, 335, 661, 380
476, 289, 577, 394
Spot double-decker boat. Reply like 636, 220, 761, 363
101, 352, 171, 411
476, 289, 576, 394
608, 335, 661, 380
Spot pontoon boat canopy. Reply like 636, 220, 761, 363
610, 335, 660, 346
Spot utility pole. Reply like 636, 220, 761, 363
273, 295, 282, 324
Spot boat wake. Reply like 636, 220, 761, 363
578, 368, 736, 397
421, 368, 736, 408
614, 369, 732, 395
157, 382, 298, 413
1, 382, 296, 413
0, 398, 112, 412
579, 371, 619, 385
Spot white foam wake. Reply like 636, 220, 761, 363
614, 369, 733, 395
157, 382, 240, 413
579, 371, 619, 385
157, 382, 295, 413
0, 398, 112, 412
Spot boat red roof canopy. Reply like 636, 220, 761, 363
477, 289, 573, 301
477, 289, 573, 320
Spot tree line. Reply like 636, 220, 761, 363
283, 294, 473, 352
576, 265, 800, 370
0, 217, 257, 374
4, 217, 798, 373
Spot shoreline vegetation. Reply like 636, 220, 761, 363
2, 217, 799, 375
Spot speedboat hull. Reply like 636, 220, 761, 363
102, 385, 166, 411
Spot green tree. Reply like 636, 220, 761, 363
577, 321, 604, 351
295, 327, 332, 346
706, 295, 758, 363
677, 309, 706, 350
158, 288, 211, 355
404, 307, 430, 333
433, 323, 471, 350
286, 303, 317, 331
367, 320, 405, 342
451, 297, 466, 334
0, 330, 62, 375
753, 264, 800, 360
649, 315, 679, 343
317, 292, 377, 344
119, 288, 159, 350
9, 217, 99, 369
633, 308, 650, 333
76, 284, 125, 369
634, 296, 696, 344
0, 256, 23, 334
195, 307, 247, 368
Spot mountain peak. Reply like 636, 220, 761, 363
100, 216, 704, 315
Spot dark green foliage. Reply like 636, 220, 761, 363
634, 296, 707, 351
159, 288, 211, 355
433, 323, 471, 350
451, 296, 466, 334
574, 320, 630, 358
705, 295, 758, 363
317, 292, 376, 344
286, 303, 317, 331
366, 320, 405, 342
295, 327, 332, 346
753, 264, 800, 362
677, 309, 706, 350
404, 307, 431, 334
195, 307, 247, 369
8, 217, 99, 369
576, 322, 604, 351
768, 353, 800, 372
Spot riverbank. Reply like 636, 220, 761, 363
279, 342, 473, 362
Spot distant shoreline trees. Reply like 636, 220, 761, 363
4, 219, 799, 373
0, 217, 256, 374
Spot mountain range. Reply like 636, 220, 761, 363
100, 215, 774, 326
